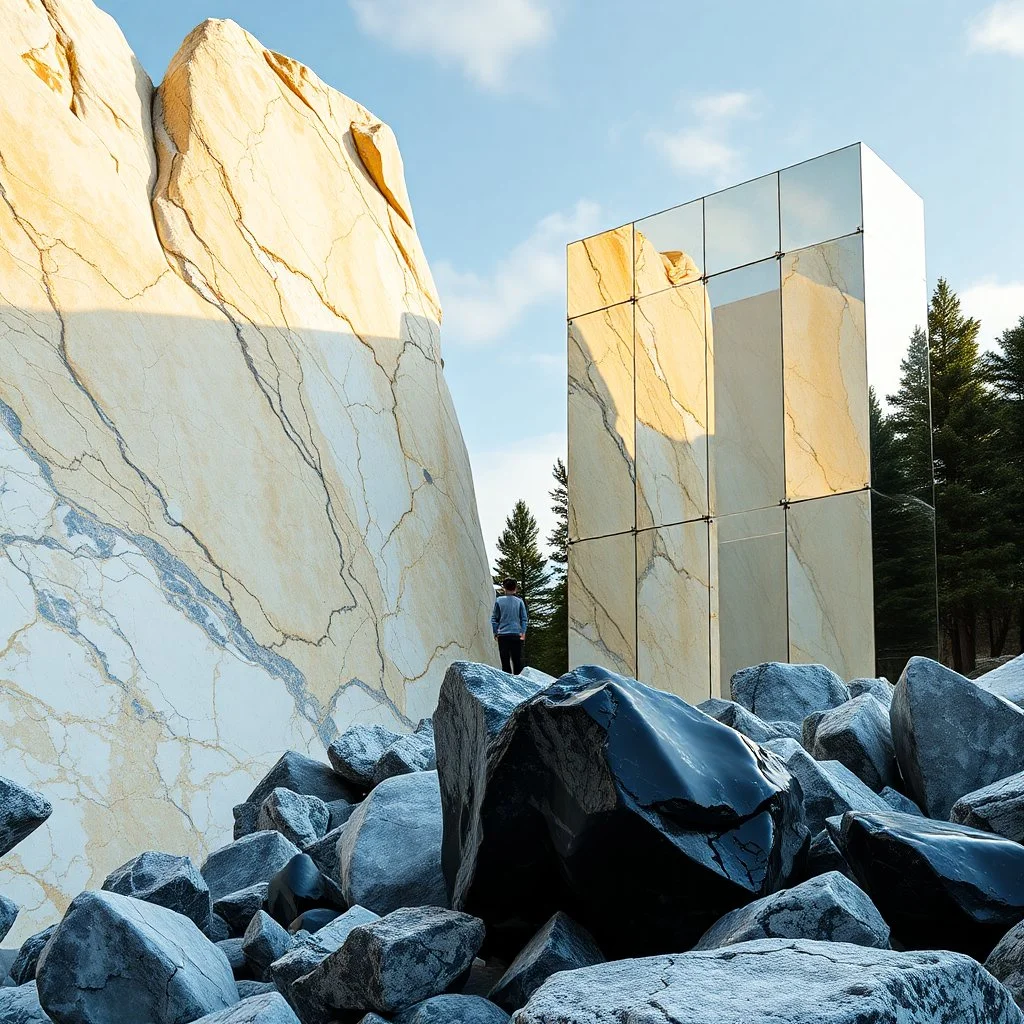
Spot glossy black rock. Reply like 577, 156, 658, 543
830, 810, 1024, 960
266, 854, 345, 929
443, 665, 807, 958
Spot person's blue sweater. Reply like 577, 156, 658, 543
491, 594, 528, 636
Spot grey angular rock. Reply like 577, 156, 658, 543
951, 770, 1024, 843
515, 938, 1024, 1023
488, 912, 603, 1013
324, 800, 356, 832
879, 786, 924, 816
338, 770, 447, 915
696, 698, 803, 745
302, 825, 346, 882
692, 871, 890, 950
191, 992, 300, 1024
372, 722, 437, 786
0, 982, 49, 1024
891, 656, 1024, 817
267, 905, 380, 1004
327, 724, 402, 789
237, 981, 278, 1000
214, 884, 269, 936
976, 653, 1024, 709
764, 738, 890, 835
203, 831, 301, 901
243, 912, 295, 979
36, 890, 237, 1024
258, 789, 329, 849
101, 850, 212, 932
0, 894, 17, 945
209, 914, 231, 943
801, 710, 826, 750
218, 938, 248, 975
9, 926, 55, 985
811, 694, 897, 791
518, 666, 556, 686
0, 779, 51, 858
730, 662, 850, 725
291, 906, 484, 1018
246, 751, 357, 808
849, 677, 895, 707
986, 918, 1024, 1009
392, 995, 509, 1024
234, 803, 261, 841
805, 829, 853, 880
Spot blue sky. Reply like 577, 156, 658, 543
98, 0, 1024, 563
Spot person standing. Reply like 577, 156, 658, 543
491, 578, 528, 675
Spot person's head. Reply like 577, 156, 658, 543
502, 578, 518, 594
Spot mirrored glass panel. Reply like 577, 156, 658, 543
634, 200, 704, 298
637, 520, 711, 703
568, 302, 635, 541
635, 281, 709, 530
567, 225, 633, 318
715, 506, 788, 692
704, 172, 779, 276
787, 491, 874, 680
708, 258, 784, 515
780, 145, 862, 252
568, 532, 637, 677
871, 493, 938, 680
782, 234, 869, 501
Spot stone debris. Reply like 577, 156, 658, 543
730, 662, 850, 724
951, 769, 1024, 843
811, 693, 898, 791
101, 850, 212, 933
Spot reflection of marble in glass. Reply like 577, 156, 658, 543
704, 172, 780, 276
634, 200, 703, 297
787, 491, 874, 680
708, 259, 784, 515
780, 145, 862, 253
568, 532, 637, 676
716, 506, 788, 692
782, 234, 869, 500
635, 282, 709, 530
567, 225, 633, 318
568, 303, 635, 541
637, 521, 712, 704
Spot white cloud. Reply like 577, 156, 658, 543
435, 201, 600, 346
647, 90, 756, 183
961, 279, 1024, 350
348, 0, 555, 89
969, 1, 1024, 56
470, 431, 566, 568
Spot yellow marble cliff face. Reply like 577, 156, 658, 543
0, 0, 492, 939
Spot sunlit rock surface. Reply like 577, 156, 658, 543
0, 0, 491, 940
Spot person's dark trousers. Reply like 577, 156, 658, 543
498, 634, 524, 675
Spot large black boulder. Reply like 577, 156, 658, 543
338, 770, 447, 915
951, 770, 1024, 843
890, 656, 1024, 817
245, 752, 357, 808
488, 912, 603, 1013
830, 809, 1024, 959
202, 832, 301, 902
810, 694, 897, 791
514, 938, 1024, 1023
0, 778, 51, 858
439, 663, 807, 958
0, 982, 49, 1024
730, 663, 849, 725
102, 850, 212, 933
692, 871, 890, 950
36, 890, 238, 1024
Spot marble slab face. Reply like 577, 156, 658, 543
704, 172, 780, 276
779, 145, 862, 253
634, 282, 709, 531
787, 491, 875, 680
568, 303, 636, 541
715, 506, 788, 692
567, 225, 633, 319
0, 3, 492, 940
634, 200, 704, 298
637, 521, 712, 704
568, 533, 637, 677
708, 260, 785, 516
782, 234, 869, 501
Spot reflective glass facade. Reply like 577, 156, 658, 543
567, 143, 938, 701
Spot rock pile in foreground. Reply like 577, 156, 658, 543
5, 655, 1024, 1023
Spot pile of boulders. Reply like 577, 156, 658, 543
5, 655, 1024, 1023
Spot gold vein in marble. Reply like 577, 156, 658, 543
567, 225, 632, 319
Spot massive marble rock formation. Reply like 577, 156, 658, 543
0, 0, 491, 939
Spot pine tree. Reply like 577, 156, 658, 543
492, 500, 552, 665
539, 459, 569, 676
